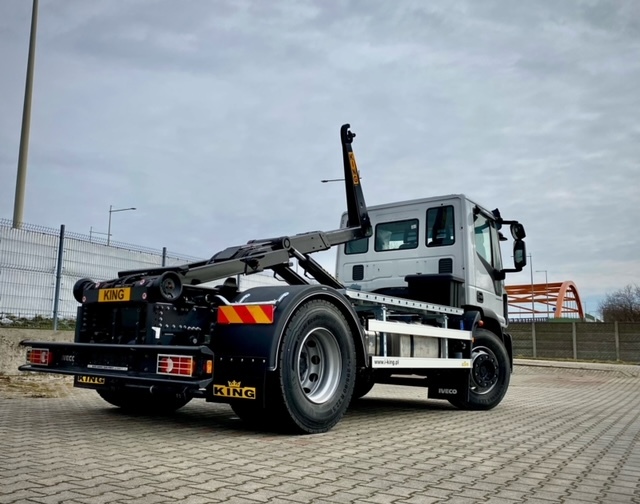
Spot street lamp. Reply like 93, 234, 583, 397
107, 205, 136, 245
12, 0, 39, 229
536, 270, 550, 319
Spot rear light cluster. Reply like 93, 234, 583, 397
27, 348, 53, 366
157, 354, 194, 377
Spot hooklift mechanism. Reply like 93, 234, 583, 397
113, 124, 371, 289
19, 123, 522, 434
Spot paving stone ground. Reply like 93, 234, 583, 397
1, 362, 639, 504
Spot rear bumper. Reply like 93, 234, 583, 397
18, 340, 214, 390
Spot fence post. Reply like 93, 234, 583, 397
614, 321, 620, 362
162, 247, 167, 267
531, 321, 537, 358
572, 322, 577, 360
52, 224, 65, 331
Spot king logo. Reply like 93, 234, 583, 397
213, 380, 256, 399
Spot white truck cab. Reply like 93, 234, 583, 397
335, 194, 526, 335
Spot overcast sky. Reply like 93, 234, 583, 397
1, 0, 639, 316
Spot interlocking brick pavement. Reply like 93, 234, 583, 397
1, 363, 639, 503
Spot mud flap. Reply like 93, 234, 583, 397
503, 332, 514, 371
206, 356, 268, 407
427, 370, 470, 401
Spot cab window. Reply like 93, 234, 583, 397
426, 206, 455, 247
474, 213, 493, 265
374, 219, 419, 252
345, 237, 369, 255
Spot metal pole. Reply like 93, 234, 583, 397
53, 224, 65, 331
107, 204, 113, 245
529, 254, 534, 320
545, 271, 549, 318
529, 254, 536, 351
162, 247, 167, 267
12, 0, 39, 229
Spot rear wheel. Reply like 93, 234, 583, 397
268, 299, 356, 434
97, 388, 192, 414
449, 328, 510, 410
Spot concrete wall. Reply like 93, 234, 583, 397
0, 328, 73, 376
509, 321, 640, 363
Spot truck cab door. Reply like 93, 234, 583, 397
472, 212, 505, 323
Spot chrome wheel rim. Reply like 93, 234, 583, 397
297, 328, 342, 404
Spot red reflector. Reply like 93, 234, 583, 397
157, 355, 194, 377
27, 348, 53, 366
217, 304, 275, 324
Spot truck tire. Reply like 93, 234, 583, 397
271, 299, 356, 434
97, 388, 192, 414
448, 328, 510, 410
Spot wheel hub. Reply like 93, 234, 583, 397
297, 328, 341, 404
471, 347, 499, 394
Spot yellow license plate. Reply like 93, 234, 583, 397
98, 287, 131, 302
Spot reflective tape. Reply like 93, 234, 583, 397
217, 304, 275, 324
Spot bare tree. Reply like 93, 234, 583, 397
599, 284, 640, 322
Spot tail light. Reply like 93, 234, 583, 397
157, 355, 194, 377
27, 348, 53, 366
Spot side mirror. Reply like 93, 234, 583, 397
510, 223, 526, 240
499, 239, 527, 277
513, 240, 526, 271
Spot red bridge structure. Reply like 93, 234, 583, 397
506, 281, 584, 320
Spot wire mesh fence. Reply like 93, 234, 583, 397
0, 219, 281, 323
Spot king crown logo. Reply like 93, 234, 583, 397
228, 380, 241, 388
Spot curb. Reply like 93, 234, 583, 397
514, 358, 640, 376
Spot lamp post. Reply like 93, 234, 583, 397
12, 0, 39, 229
536, 270, 549, 319
107, 205, 136, 245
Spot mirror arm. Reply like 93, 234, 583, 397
500, 266, 524, 276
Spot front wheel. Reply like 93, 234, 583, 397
270, 299, 356, 434
97, 388, 192, 414
449, 328, 510, 410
